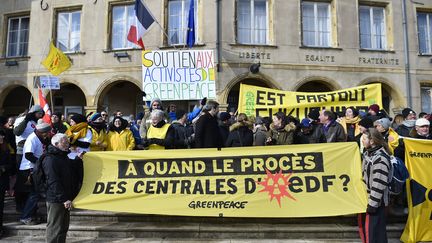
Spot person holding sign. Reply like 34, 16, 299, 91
107, 117, 135, 151
358, 128, 391, 243
143, 110, 174, 150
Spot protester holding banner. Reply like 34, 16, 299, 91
107, 117, 135, 151
218, 112, 231, 146
337, 107, 361, 142
225, 113, 253, 147
43, 133, 83, 243
88, 113, 108, 152
358, 128, 391, 243
65, 114, 92, 159
143, 110, 174, 150
266, 112, 296, 145
319, 110, 346, 143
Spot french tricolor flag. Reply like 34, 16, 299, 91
127, 0, 155, 49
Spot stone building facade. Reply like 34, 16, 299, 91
1, 0, 431, 117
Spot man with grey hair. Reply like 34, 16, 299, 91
143, 110, 175, 149
43, 133, 83, 243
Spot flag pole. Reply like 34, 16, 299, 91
30, 39, 51, 110
152, 20, 178, 50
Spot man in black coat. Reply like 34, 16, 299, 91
195, 100, 223, 148
42, 133, 83, 243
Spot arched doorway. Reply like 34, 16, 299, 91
227, 79, 271, 113
97, 81, 144, 118
296, 81, 334, 92
2, 86, 33, 116
51, 83, 86, 117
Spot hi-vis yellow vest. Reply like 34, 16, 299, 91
147, 123, 170, 150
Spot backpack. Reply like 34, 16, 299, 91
383, 153, 409, 195
31, 153, 47, 193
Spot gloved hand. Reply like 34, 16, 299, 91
200, 97, 207, 106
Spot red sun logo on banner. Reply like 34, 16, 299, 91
257, 169, 296, 207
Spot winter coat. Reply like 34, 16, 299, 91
107, 129, 135, 151
253, 126, 268, 146
362, 146, 390, 210
395, 123, 414, 137
195, 112, 223, 148
322, 121, 346, 143
43, 145, 83, 203
219, 123, 230, 146
303, 124, 326, 144
225, 122, 253, 147
144, 120, 175, 149
338, 116, 361, 142
268, 123, 296, 145
89, 127, 108, 151
171, 121, 194, 149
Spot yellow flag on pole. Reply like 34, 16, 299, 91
41, 42, 71, 76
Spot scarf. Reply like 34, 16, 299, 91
344, 116, 361, 124
66, 122, 89, 144
89, 121, 106, 133
402, 119, 416, 128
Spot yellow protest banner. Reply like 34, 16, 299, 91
73, 143, 367, 217
401, 138, 432, 243
238, 84, 382, 119
41, 42, 72, 76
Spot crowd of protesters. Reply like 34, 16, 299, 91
0, 97, 431, 242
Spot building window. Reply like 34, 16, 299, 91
237, 0, 268, 45
417, 12, 432, 55
56, 10, 81, 52
302, 1, 331, 47
421, 86, 432, 113
6, 16, 30, 57
112, 5, 135, 49
359, 5, 386, 50
168, 0, 197, 46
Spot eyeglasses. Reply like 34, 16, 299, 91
101, 114, 107, 116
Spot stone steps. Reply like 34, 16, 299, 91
1, 197, 406, 241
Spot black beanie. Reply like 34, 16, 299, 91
308, 109, 320, 121
71, 114, 87, 124
358, 117, 374, 129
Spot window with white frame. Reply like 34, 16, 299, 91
417, 12, 432, 54
237, 0, 268, 45
359, 5, 386, 50
168, 0, 197, 46
56, 10, 81, 52
6, 16, 30, 57
112, 5, 135, 49
421, 86, 432, 113
302, 1, 331, 47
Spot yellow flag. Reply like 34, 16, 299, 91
41, 42, 71, 76
401, 138, 432, 243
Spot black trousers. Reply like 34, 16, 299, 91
358, 205, 388, 243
